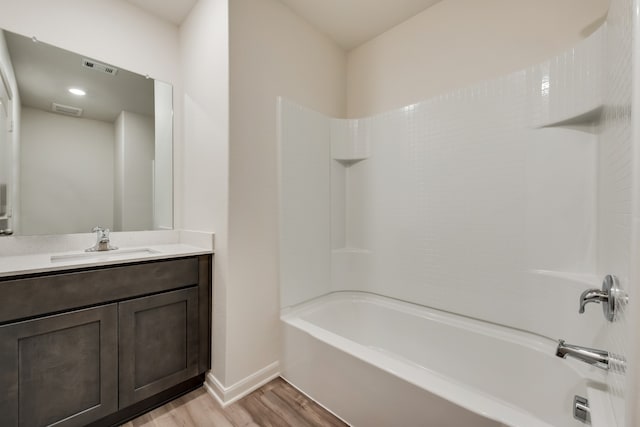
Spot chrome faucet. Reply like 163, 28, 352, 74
86, 226, 118, 252
556, 339, 625, 372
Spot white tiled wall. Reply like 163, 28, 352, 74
598, 0, 634, 425
279, 9, 634, 425
281, 26, 606, 334
329, 52, 602, 344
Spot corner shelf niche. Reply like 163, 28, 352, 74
537, 105, 603, 130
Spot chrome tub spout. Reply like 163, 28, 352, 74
555, 340, 624, 372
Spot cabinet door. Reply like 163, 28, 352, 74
118, 287, 199, 407
0, 304, 118, 427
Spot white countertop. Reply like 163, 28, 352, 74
0, 243, 212, 278
0, 230, 215, 278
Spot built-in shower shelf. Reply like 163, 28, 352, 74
538, 105, 603, 129
333, 158, 367, 167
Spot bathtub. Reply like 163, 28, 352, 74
281, 292, 605, 427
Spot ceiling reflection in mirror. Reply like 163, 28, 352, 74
0, 29, 173, 236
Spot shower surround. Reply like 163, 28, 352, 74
279, 5, 636, 424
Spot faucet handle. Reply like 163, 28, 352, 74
92, 226, 108, 240
579, 275, 628, 322
579, 289, 608, 313
86, 226, 117, 251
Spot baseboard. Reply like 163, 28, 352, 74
204, 361, 280, 407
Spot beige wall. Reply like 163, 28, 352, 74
347, 0, 610, 117
227, 0, 346, 386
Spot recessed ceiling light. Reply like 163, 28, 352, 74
68, 88, 86, 96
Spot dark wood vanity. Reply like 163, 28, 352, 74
0, 254, 212, 427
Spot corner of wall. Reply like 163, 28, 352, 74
204, 362, 280, 407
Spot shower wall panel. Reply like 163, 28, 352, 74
598, 0, 634, 424
279, 24, 609, 361
278, 100, 332, 308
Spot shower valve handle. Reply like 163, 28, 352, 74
579, 275, 627, 322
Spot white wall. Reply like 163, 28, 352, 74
347, 0, 610, 117
224, 0, 346, 391
154, 80, 173, 230
0, 0, 179, 85
0, 0, 182, 230
114, 110, 154, 231
114, 113, 124, 231
179, 0, 230, 385
20, 107, 114, 235
278, 100, 332, 308
629, 0, 640, 423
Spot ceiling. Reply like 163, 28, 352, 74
123, 0, 443, 50
124, 0, 198, 25
277, 0, 443, 50
5, 30, 154, 123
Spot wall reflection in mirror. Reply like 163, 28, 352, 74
0, 29, 173, 236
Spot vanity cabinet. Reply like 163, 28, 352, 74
118, 287, 199, 407
0, 304, 118, 427
0, 254, 212, 427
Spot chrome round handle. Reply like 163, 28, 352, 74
579, 274, 628, 322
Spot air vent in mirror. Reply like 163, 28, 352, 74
82, 58, 118, 75
51, 103, 83, 117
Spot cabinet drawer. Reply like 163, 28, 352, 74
0, 257, 199, 323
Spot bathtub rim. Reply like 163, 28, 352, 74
281, 291, 605, 427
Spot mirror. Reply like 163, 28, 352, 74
0, 29, 173, 236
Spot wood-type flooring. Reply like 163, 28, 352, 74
121, 377, 347, 427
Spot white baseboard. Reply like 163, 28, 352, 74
204, 361, 280, 407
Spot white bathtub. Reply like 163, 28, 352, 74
281, 292, 604, 427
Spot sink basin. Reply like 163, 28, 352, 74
50, 248, 161, 263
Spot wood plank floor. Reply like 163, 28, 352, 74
121, 377, 347, 427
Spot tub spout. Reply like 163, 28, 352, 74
556, 340, 624, 372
